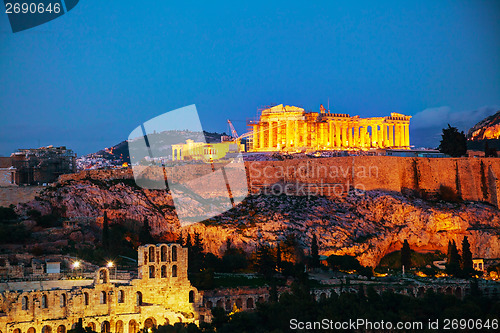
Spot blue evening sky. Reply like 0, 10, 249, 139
0, 0, 499, 155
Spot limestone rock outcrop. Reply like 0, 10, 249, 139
16, 171, 500, 267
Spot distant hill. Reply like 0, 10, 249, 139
466, 110, 500, 151
83, 130, 228, 166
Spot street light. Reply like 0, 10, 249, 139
72, 261, 81, 278
107, 261, 116, 280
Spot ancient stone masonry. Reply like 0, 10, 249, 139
248, 104, 411, 151
0, 244, 209, 333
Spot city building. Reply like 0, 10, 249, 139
248, 104, 411, 152
0, 244, 208, 333
1, 146, 76, 186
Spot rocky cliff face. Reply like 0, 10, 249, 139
468, 110, 500, 141
16, 170, 500, 267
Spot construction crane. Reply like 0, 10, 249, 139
227, 119, 239, 139
227, 119, 254, 140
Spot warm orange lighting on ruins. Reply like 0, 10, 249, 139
248, 104, 411, 152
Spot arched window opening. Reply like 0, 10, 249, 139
161, 246, 167, 262
149, 265, 155, 278
84, 292, 89, 306
189, 290, 195, 303
136, 292, 143, 306
172, 265, 177, 277
60, 294, 67, 307
149, 246, 155, 263
101, 321, 110, 333
41, 294, 48, 308
117, 290, 124, 303
172, 246, 177, 262
246, 298, 254, 309
161, 265, 167, 278
22, 296, 29, 310
99, 291, 107, 304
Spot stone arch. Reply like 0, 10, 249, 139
161, 265, 167, 278
86, 323, 96, 332
172, 245, 177, 262
117, 290, 124, 303
96, 268, 109, 284
27, 328, 36, 333
161, 246, 168, 262
144, 318, 156, 329
128, 320, 138, 333
22, 295, 29, 310
445, 287, 453, 295
99, 291, 107, 304
454, 287, 462, 298
320, 292, 327, 301
136, 291, 143, 306
225, 299, 231, 311
206, 300, 213, 308
235, 298, 242, 309
84, 292, 89, 305
115, 320, 123, 333
57, 325, 65, 333
257, 296, 264, 303
172, 265, 177, 277
246, 297, 254, 309
101, 321, 110, 333
148, 246, 155, 263
216, 299, 223, 308
189, 290, 195, 303
60, 293, 67, 307
42, 326, 52, 333
41, 294, 48, 308
417, 287, 425, 297
13, 329, 21, 333
149, 265, 155, 278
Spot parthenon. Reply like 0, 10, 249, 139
248, 104, 411, 152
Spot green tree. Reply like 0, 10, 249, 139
176, 232, 184, 246
256, 245, 276, 279
276, 243, 282, 272
401, 239, 411, 270
310, 234, 320, 268
446, 240, 461, 276
139, 217, 154, 245
438, 124, 467, 157
461, 236, 474, 276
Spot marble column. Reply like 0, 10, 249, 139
372, 124, 378, 148
294, 121, 299, 148
253, 125, 259, 151
388, 124, 394, 147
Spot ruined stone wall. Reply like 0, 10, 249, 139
0, 244, 207, 333
245, 157, 500, 207
56, 157, 500, 207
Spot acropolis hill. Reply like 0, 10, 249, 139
8, 156, 499, 268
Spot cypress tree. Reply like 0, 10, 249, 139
310, 234, 320, 268
139, 217, 154, 245
176, 231, 184, 246
461, 236, 474, 276
401, 239, 411, 269
276, 243, 282, 272
446, 240, 461, 276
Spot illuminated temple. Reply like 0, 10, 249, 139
248, 104, 411, 152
